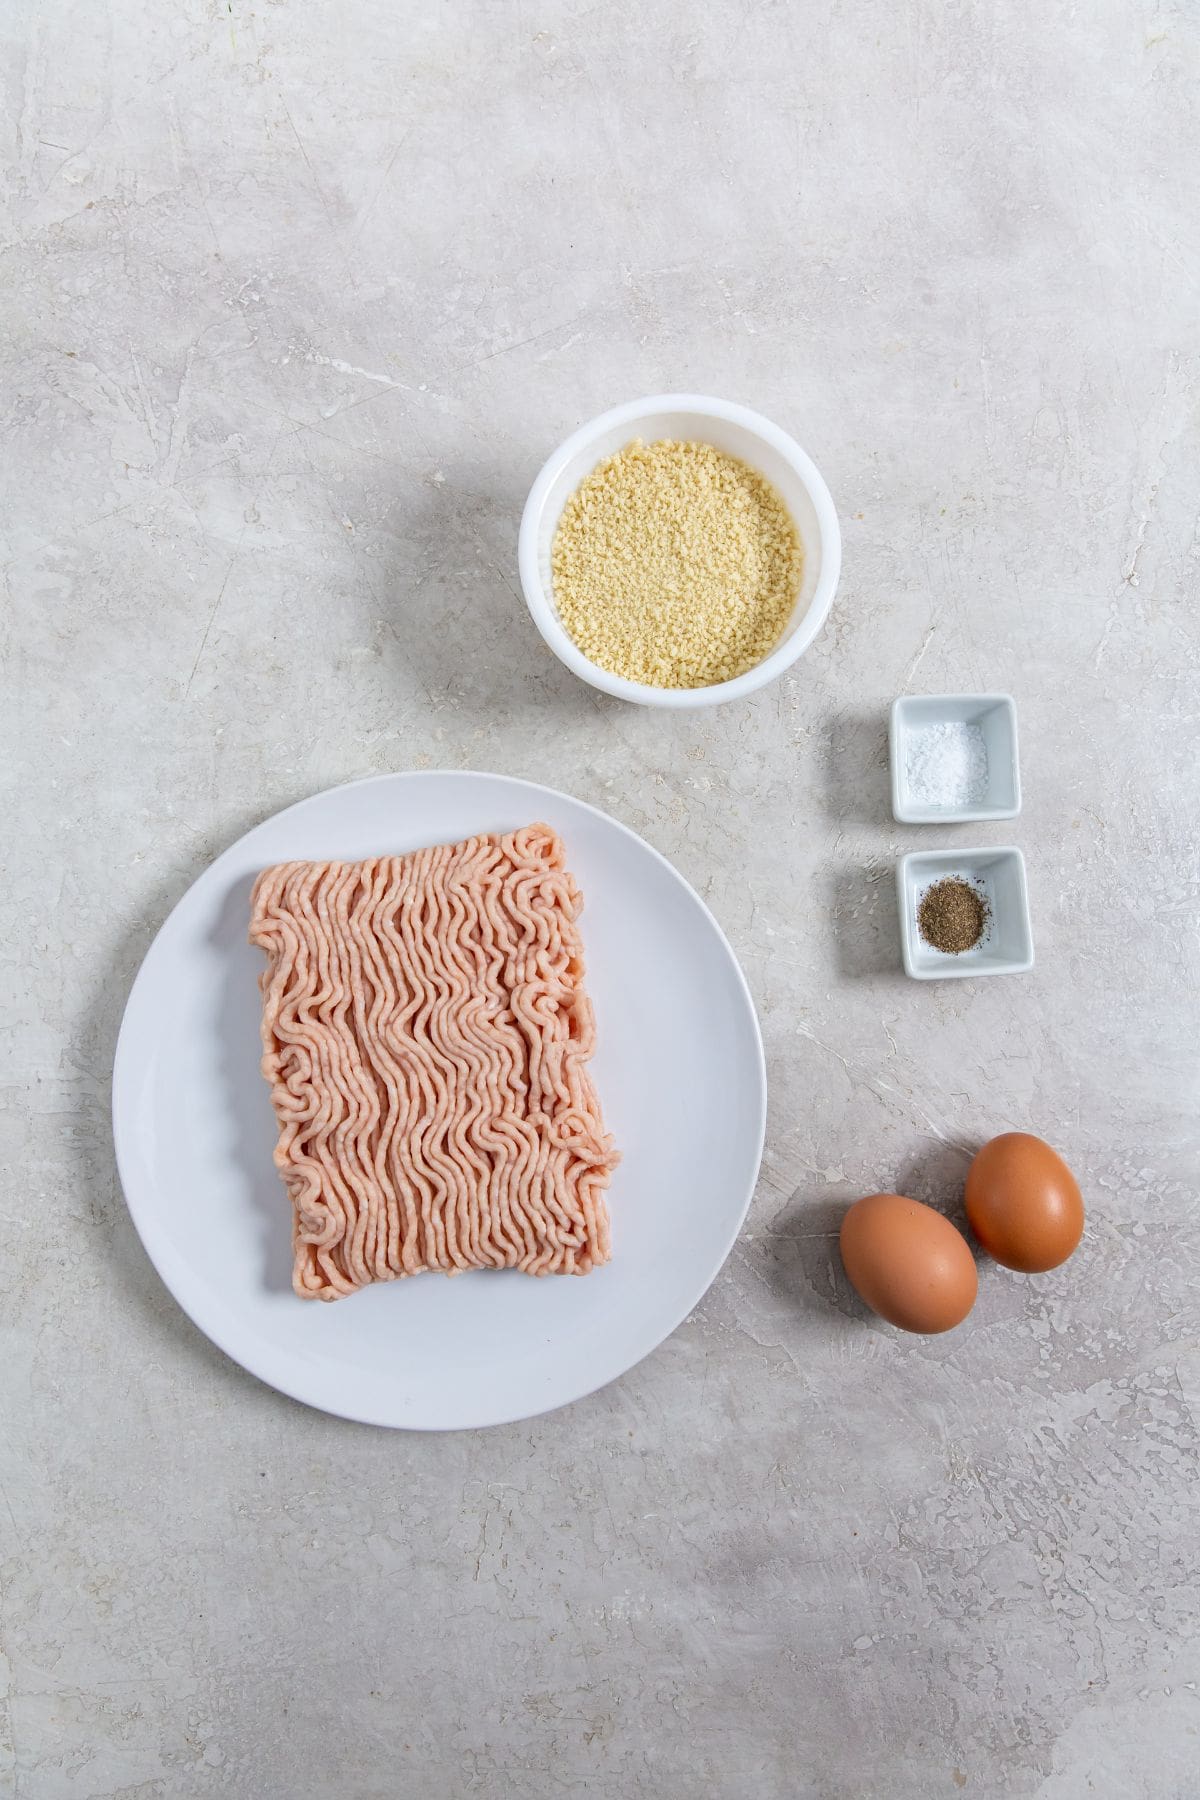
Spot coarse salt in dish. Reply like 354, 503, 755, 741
905, 721, 989, 810
889, 695, 1021, 824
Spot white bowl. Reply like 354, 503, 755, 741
518, 394, 841, 708
890, 693, 1021, 823
897, 847, 1034, 980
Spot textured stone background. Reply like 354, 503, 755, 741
3, 1, 1198, 1795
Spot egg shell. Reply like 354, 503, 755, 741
965, 1133, 1084, 1272
839, 1193, 978, 1334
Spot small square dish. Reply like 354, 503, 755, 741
890, 693, 1021, 823
897, 847, 1034, 980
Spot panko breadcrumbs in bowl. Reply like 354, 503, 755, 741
551, 438, 802, 691
519, 395, 841, 709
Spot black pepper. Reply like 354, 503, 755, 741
918, 876, 989, 954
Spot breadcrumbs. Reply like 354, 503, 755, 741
551, 438, 803, 689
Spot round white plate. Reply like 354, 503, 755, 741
113, 772, 766, 1430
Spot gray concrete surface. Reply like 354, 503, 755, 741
3, 1, 1198, 1795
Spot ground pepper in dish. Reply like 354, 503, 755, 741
551, 438, 803, 689
918, 876, 989, 954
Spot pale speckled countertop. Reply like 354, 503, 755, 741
3, 3, 1199, 1797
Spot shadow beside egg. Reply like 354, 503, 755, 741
757, 1187, 887, 1329
760, 1148, 1005, 1342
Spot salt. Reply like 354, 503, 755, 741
905, 720, 989, 809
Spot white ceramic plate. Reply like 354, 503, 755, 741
112, 772, 766, 1430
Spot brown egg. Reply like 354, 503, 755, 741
839, 1193, 978, 1334
965, 1133, 1084, 1272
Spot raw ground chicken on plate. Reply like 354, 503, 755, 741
248, 823, 620, 1300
